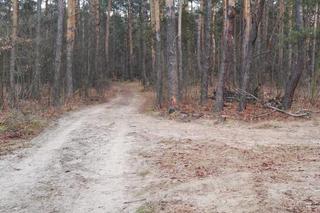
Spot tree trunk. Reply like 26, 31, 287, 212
127, 0, 133, 80
66, 0, 76, 98
196, 0, 203, 86
210, 1, 216, 87
200, 0, 212, 105
282, 0, 304, 109
150, 0, 156, 85
153, 0, 162, 107
278, 0, 285, 84
105, 0, 112, 78
239, 0, 265, 111
139, 0, 148, 87
287, 3, 293, 84
166, 0, 178, 109
177, 0, 183, 100
32, 0, 42, 99
53, 0, 65, 106
214, 0, 236, 112
94, 0, 101, 89
239, 0, 253, 111
311, 3, 318, 101
9, 0, 18, 107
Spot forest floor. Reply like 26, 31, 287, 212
0, 82, 320, 213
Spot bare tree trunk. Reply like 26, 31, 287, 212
32, 0, 42, 99
177, 0, 183, 100
105, 0, 112, 77
239, 0, 253, 111
200, 0, 212, 105
66, 0, 76, 98
9, 0, 18, 107
210, 1, 216, 87
197, 0, 203, 85
282, 0, 304, 109
94, 0, 101, 89
166, 0, 178, 109
150, 0, 156, 85
278, 0, 285, 82
287, 3, 293, 83
311, 3, 318, 101
53, 0, 65, 106
153, 0, 162, 107
127, 0, 133, 80
139, 0, 148, 87
214, 0, 236, 112
239, 0, 265, 111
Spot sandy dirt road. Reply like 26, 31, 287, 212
1, 83, 320, 213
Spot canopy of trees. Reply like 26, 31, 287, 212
0, 0, 319, 112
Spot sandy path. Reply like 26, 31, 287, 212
0, 83, 320, 213
0, 85, 144, 213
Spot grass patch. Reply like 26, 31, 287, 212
136, 202, 155, 213
0, 110, 47, 139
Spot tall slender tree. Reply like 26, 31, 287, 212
32, 0, 42, 99
239, 0, 265, 111
282, 0, 305, 109
177, 0, 183, 100
9, 0, 18, 106
166, 0, 178, 109
53, 0, 65, 106
278, 0, 285, 81
66, 0, 76, 98
105, 0, 112, 78
127, 0, 133, 80
200, 0, 212, 105
215, 0, 236, 112
153, 0, 162, 107
139, 0, 148, 87
311, 2, 319, 101
196, 0, 203, 89
239, 0, 253, 111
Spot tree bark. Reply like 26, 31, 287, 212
150, 0, 156, 85
32, 0, 42, 99
153, 0, 162, 107
278, 0, 285, 84
239, 0, 253, 111
53, 0, 65, 106
177, 0, 183, 100
287, 3, 293, 84
239, 0, 265, 111
311, 3, 318, 101
196, 0, 203, 87
282, 0, 304, 109
66, 0, 76, 98
166, 0, 178, 109
214, 0, 236, 112
105, 0, 112, 78
200, 0, 212, 105
94, 0, 101, 88
9, 0, 18, 106
210, 1, 216, 87
127, 0, 133, 80
139, 0, 148, 87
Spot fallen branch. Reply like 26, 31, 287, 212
235, 89, 310, 118
123, 198, 146, 204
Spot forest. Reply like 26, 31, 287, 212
0, 0, 320, 212
0, 0, 319, 112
